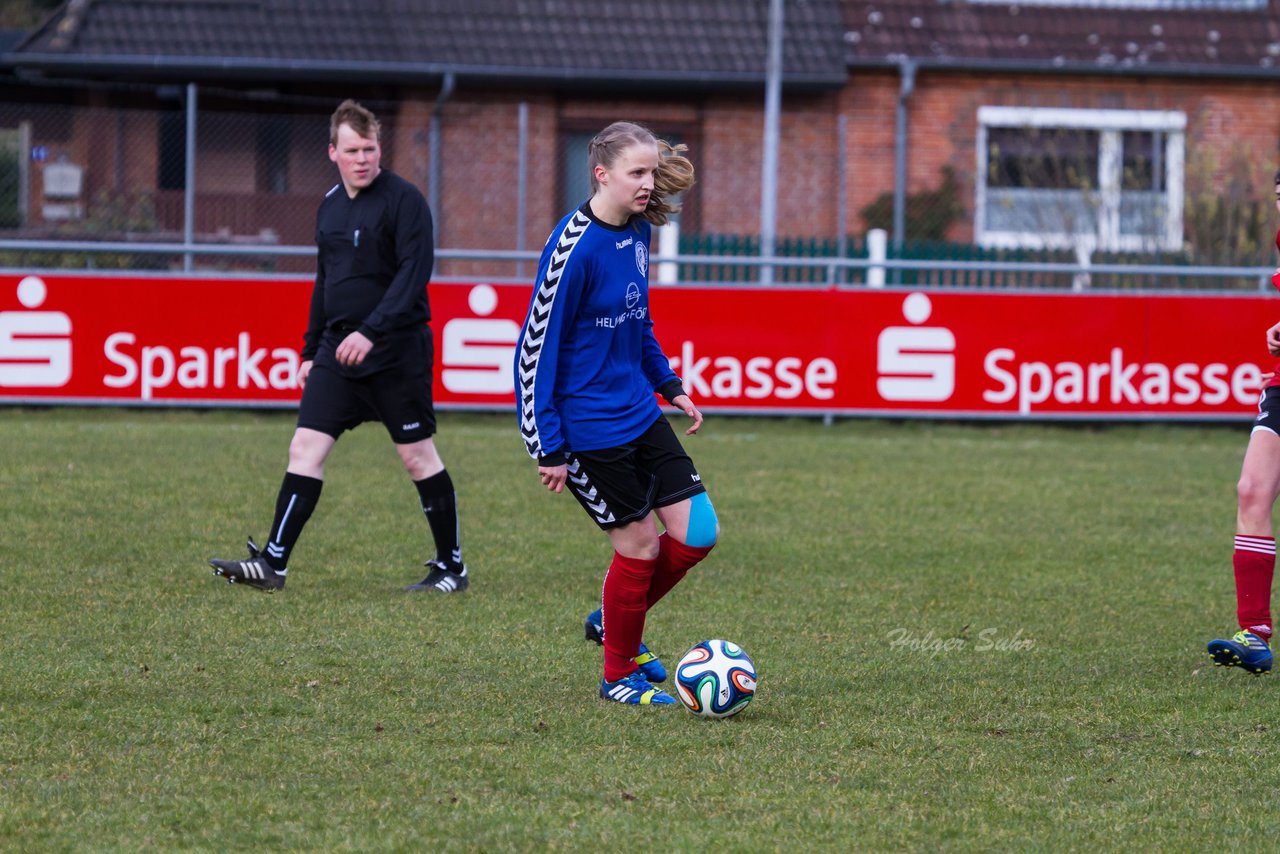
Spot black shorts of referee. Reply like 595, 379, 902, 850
299, 324, 436, 444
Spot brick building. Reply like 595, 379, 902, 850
3, 0, 1280, 275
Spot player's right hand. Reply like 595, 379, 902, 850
538, 464, 568, 493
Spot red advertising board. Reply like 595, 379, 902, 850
0, 271, 1274, 420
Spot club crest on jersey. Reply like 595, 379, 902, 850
635, 242, 648, 277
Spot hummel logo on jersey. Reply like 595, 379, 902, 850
518, 211, 590, 458
615, 236, 633, 250
691, 473, 701, 482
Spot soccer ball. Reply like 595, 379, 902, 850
674, 639, 757, 718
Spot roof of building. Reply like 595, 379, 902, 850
14, 0, 1280, 88
5, 0, 848, 90
843, 0, 1280, 77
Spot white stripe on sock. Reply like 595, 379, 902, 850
1236, 535, 1277, 556
274, 494, 298, 543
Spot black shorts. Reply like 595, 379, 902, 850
1254, 385, 1280, 436
297, 328, 436, 444
565, 416, 706, 530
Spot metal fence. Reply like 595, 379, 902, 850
0, 80, 1276, 290
677, 233, 1276, 291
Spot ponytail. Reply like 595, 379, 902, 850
642, 140, 695, 226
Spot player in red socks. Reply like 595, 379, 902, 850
1207, 170, 1280, 675
515, 121, 717, 705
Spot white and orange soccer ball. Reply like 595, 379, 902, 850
674, 639, 757, 718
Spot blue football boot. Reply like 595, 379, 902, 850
584, 608, 667, 682
600, 672, 676, 706
1207, 630, 1273, 675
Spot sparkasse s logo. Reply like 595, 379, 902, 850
0, 276, 72, 388
441, 283, 520, 394
876, 293, 955, 402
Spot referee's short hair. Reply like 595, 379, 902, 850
330, 100, 380, 146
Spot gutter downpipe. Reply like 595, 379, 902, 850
759, 0, 784, 285
892, 59, 916, 280
429, 72, 456, 251
517, 101, 528, 279
183, 82, 197, 272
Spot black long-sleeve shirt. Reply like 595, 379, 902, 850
302, 169, 434, 373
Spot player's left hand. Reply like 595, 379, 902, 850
672, 394, 703, 435
1267, 320, 1280, 357
297, 359, 314, 389
336, 330, 373, 366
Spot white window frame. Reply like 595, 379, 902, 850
976, 106, 1186, 252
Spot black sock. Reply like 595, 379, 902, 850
414, 469, 462, 570
263, 472, 323, 571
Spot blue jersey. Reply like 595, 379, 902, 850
516, 203, 683, 463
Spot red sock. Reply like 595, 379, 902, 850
646, 532, 715, 609
601, 551, 658, 681
1234, 534, 1276, 641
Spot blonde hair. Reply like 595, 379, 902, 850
588, 121, 695, 226
330, 99, 380, 146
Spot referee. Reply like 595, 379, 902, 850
209, 99, 468, 594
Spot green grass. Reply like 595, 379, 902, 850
0, 408, 1273, 851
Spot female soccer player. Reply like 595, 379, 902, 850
1207, 170, 1280, 675
514, 121, 718, 705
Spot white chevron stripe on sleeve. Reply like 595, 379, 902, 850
518, 212, 591, 459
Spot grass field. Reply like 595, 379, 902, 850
1, 407, 1276, 851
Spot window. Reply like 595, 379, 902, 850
0, 124, 26, 228
976, 106, 1185, 251
256, 115, 291, 194
158, 107, 185, 191
561, 130, 594, 215
560, 126, 692, 225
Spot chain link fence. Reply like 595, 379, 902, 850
0, 80, 1274, 290
0, 86, 350, 275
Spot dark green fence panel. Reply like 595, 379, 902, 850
676, 232, 1265, 290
